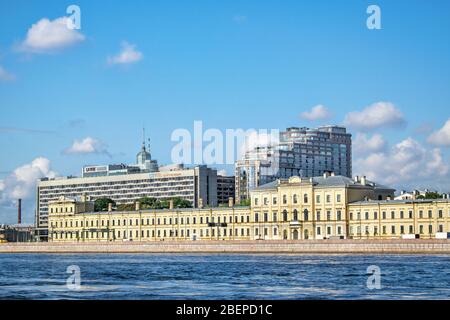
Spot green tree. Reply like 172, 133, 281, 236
235, 199, 251, 206
94, 198, 115, 212
138, 197, 158, 209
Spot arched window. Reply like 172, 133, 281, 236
304, 194, 308, 203
293, 194, 298, 204
283, 210, 288, 222
304, 209, 309, 221
293, 209, 298, 221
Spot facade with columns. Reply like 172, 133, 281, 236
48, 174, 450, 242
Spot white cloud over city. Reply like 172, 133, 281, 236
107, 42, 143, 65
300, 104, 333, 121
0, 157, 56, 206
344, 102, 406, 131
18, 16, 85, 53
354, 137, 449, 191
427, 118, 450, 147
64, 137, 109, 155
353, 133, 386, 155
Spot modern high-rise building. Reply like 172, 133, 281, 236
235, 125, 352, 202
35, 139, 217, 241
217, 175, 235, 205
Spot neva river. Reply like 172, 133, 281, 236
0, 254, 449, 299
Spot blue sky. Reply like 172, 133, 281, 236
1, 0, 450, 223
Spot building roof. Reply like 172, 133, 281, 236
252, 175, 395, 192
349, 199, 450, 206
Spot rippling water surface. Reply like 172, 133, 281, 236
0, 254, 449, 299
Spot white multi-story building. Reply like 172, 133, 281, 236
35, 141, 217, 241
235, 125, 352, 202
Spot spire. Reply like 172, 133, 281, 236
142, 127, 146, 151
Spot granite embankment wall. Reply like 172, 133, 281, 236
1, 240, 450, 254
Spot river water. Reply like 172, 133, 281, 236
0, 253, 449, 299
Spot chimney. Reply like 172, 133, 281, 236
135, 201, 140, 211
386, 196, 392, 201
323, 172, 330, 179
361, 176, 366, 186
108, 202, 113, 212
198, 198, 204, 209
331, 172, 335, 177
169, 200, 174, 210
18, 199, 22, 224
354, 176, 359, 182
228, 197, 234, 208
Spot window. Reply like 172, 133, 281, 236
283, 195, 287, 204
365, 212, 369, 220
336, 194, 341, 203
428, 210, 432, 219
349, 212, 353, 220
409, 225, 414, 234
374, 211, 378, 220
337, 226, 342, 235
304, 209, 309, 221
254, 213, 259, 223
419, 210, 423, 219
337, 211, 341, 221
273, 212, 277, 222
304, 194, 308, 203
293, 194, 298, 204
326, 211, 331, 221
273, 197, 277, 205
438, 210, 443, 218
293, 209, 298, 221
316, 195, 320, 204
408, 211, 413, 219
438, 225, 443, 232
274, 228, 278, 236
382, 212, 386, 219
391, 226, 396, 234
317, 227, 321, 235
429, 225, 433, 234
419, 225, 424, 234
400, 211, 404, 219
254, 198, 259, 206
382, 226, 386, 234
400, 225, 404, 234
283, 210, 288, 222
264, 212, 268, 222
326, 195, 331, 203
391, 211, 395, 219
263, 197, 268, 205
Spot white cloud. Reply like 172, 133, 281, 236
0, 157, 56, 205
354, 137, 449, 190
344, 102, 406, 131
353, 133, 386, 155
65, 137, 109, 155
300, 105, 333, 121
0, 65, 16, 82
19, 17, 85, 53
427, 119, 450, 147
107, 42, 143, 65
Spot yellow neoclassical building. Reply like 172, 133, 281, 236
48, 174, 450, 242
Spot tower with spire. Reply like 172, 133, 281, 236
136, 128, 158, 172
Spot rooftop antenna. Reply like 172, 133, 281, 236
142, 127, 146, 150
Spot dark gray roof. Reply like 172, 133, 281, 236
252, 175, 395, 191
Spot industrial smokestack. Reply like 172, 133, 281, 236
18, 199, 22, 224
